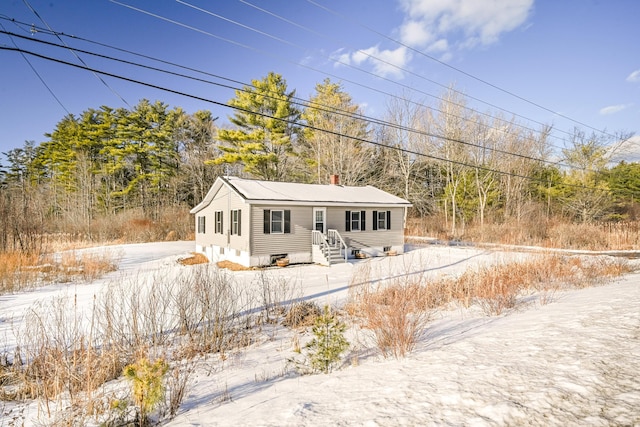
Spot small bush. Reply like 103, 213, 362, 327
283, 301, 321, 328
123, 357, 169, 426
353, 281, 432, 358
305, 306, 349, 374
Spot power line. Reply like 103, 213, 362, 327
1, 28, 572, 170
0, 22, 70, 115
1, 45, 603, 192
21, 0, 130, 108
306, 0, 620, 141
234, 0, 574, 144
171, 0, 573, 149
121, 1, 635, 161
104, 1, 587, 167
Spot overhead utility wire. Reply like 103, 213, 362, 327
108, 0, 259, 53
177, 0, 569, 148
0, 22, 69, 115
1, 28, 571, 170
107, 2, 575, 162
1, 45, 600, 192
3, 19, 576, 170
235, 0, 571, 144
306, 0, 618, 140
236, 1, 636, 155
22, 0, 130, 108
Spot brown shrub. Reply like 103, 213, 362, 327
406, 216, 640, 251
283, 301, 321, 328
350, 280, 432, 358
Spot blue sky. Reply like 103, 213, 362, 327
1, 0, 639, 162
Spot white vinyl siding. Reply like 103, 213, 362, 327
193, 184, 249, 252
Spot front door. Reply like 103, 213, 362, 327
313, 207, 326, 234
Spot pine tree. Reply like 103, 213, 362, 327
305, 305, 349, 374
212, 72, 301, 181
123, 357, 169, 426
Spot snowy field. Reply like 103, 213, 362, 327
1, 241, 639, 426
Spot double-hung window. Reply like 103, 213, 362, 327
230, 209, 241, 236
271, 210, 284, 233
215, 211, 223, 234
263, 209, 291, 234
197, 216, 206, 234
345, 210, 366, 232
372, 210, 391, 231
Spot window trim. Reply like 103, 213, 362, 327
271, 210, 284, 234
351, 211, 361, 232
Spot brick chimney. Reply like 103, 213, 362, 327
330, 174, 340, 185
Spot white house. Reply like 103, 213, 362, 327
190, 175, 412, 267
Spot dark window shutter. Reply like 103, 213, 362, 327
263, 209, 270, 234
361, 210, 366, 231
386, 210, 391, 230
220, 211, 224, 234
345, 211, 351, 232
372, 211, 378, 231
284, 210, 291, 234
237, 210, 242, 236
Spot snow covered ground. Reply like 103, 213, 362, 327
1, 241, 639, 426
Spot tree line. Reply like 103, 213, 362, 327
1, 72, 638, 252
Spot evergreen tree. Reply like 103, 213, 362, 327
212, 72, 301, 181
305, 305, 349, 374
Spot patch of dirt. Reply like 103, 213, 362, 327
216, 260, 252, 271
178, 253, 209, 266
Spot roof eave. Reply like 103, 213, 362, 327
243, 199, 412, 207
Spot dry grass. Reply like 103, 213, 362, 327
0, 249, 119, 294
348, 279, 432, 359
435, 254, 633, 315
1, 265, 260, 424
283, 301, 322, 328
348, 252, 634, 357
0, 252, 41, 293
406, 217, 640, 250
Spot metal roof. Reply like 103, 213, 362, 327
191, 176, 412, 213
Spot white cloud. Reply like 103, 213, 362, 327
610, 135, 640, 163
626, 69, 640, 83
399, 20, 434, 46
339, 0, 533, 78
398, 0, 534, 52
335, 45, 410, 79
599, 104, 632, 115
